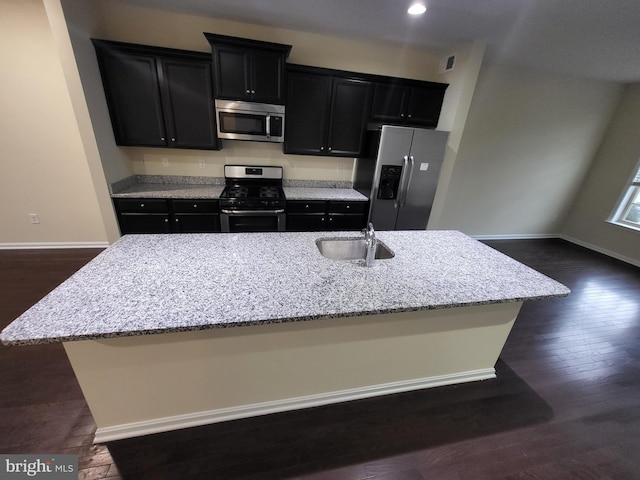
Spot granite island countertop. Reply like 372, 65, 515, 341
0, 231, 569, 346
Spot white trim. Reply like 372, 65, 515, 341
0, 242, 109, 250
559, 234, 640, 268
93, 368, 495, 444
471, 233, 558, 240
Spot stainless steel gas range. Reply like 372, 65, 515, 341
219, 165, 286, 232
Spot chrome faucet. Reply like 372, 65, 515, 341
363, 222, 377, 267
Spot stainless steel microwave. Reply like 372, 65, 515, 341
214, 99, 285, 143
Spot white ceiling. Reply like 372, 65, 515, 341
118, 0, 640, 83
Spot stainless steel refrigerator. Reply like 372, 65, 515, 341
354, 125, 449, 230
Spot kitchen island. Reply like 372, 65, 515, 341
1, 231, 569, 443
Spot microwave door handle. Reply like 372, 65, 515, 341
265, 114, 271, 139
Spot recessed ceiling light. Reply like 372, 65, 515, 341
408, 3, 427, 15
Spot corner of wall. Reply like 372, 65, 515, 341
428, 39, 487, 229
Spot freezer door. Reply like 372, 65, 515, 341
368, 126, 414, 230
395, 129, 448, 230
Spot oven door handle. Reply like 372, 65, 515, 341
221, 209, 285, 215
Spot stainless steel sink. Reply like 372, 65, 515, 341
315, 237, 395, 261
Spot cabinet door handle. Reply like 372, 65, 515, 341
161, 137, 165, 141
164, 218, 169, 223
171, 137, 176, 142
251, 90, 256, 94
320, 146, 324, 151
407, 114, 412, 118
246, 89, 251, 94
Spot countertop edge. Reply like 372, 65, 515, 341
1, 293, 569, 346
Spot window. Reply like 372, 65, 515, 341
611, 163, 640, 231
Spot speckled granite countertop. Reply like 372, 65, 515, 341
284, 187, 367, 201
109, 175, 367, 201
1, 231, 569, 346
111, 183, 225, 199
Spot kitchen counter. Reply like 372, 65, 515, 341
284, 187, 367, 201
2, 229, 569, 443
109, 175, 367, 201
1, 230, 568, 346
111, 183, 225, 199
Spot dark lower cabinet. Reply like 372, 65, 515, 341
171, 200, 221, 233
114, 199, 220, 234
286, 200, 368, 231
287, 200, 327, 231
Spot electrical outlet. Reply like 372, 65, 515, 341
198, 158, 206, 169
29, 213, 40, 224
162, 157, 169, 167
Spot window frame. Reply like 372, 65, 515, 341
609, 161, 640, 232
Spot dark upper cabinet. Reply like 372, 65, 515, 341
284, 72, 332, 155
160, 58, 219, 149
327, 78, 371, 156
93, 40, 220, 150
205, 33, 291, 104
96, 49, 166, 147
285, 66, 371, 157
370, 82, 447, 128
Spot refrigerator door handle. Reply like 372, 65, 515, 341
396, 156, 410, 208
402, 156, 416, 207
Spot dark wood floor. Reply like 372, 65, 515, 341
1, 239, 639, 479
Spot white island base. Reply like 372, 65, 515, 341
64, 301, 522, 444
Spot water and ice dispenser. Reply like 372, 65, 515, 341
377, 165, 403, 200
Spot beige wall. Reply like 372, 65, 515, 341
434, 63, 622, 237
562, 83, 640, 264
0, 0, 109, 246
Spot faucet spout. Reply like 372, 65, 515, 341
363, 222, 376, 267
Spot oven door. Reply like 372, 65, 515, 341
220, 209, 286, 232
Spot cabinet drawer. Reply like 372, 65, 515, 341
172, 199, 219, 213
287, 213, 326, 231
328, 201, 367, 214
286, 200, 326, 214
118, 213, 170, 234
173, 214, 221, 233
328, 214, 367, 231
116, 198, 169, 213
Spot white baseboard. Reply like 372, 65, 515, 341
0, 242, 109, 250
560, 234, 640, 268
93, 368, 496, 444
